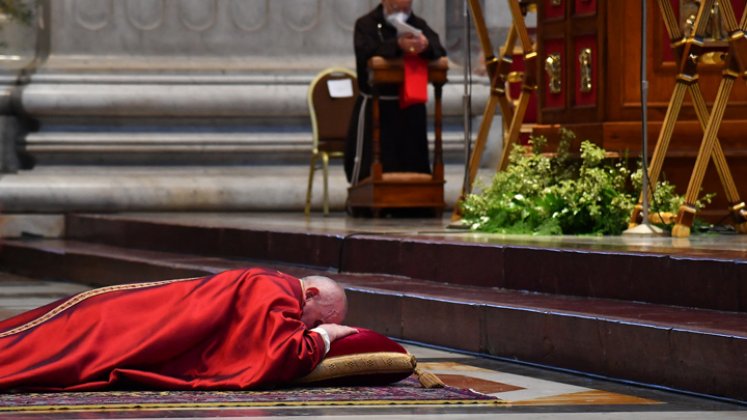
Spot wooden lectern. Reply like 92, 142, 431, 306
347, 56, 449, 217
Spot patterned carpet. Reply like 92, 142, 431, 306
0, 379, 501, 413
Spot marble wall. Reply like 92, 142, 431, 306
49, 0, 444, 59
0, 0, 507, 169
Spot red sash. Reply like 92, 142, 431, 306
400, 55, 428, 109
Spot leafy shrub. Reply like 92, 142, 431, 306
461, 129, 711, 235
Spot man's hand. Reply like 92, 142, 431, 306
318, 324, 359, 342
398, 33, 428, 55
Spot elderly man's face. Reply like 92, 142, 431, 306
382, 0, 413, 15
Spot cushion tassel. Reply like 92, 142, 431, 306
414, 367, 445, 389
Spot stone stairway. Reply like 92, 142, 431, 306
1, 213, 746, 402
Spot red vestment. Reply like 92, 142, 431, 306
0, 268, 326, 392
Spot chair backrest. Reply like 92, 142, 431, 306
308, 68, 359, 154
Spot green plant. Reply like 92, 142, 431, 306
461, 129, 713, 236
630, 167, 714, 231
461, 139, 562, 235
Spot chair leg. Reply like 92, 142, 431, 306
305, 154, 318, 216
322, 152, 330, 216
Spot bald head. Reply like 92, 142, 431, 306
300, 276, 348, 328
382, 0, 413, 15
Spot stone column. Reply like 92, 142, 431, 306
0, 0, 37, 173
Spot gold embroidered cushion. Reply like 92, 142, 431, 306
295, 328, 416, 386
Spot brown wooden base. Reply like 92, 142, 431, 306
347, 177, 445, 218
533, 120, 747, 156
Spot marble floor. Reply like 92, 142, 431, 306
5, 210, 747, 260
0, 271, 745, 419
73, 211, 747, 256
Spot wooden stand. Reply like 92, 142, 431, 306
629, 0, 747, 237
347, 57, 449, 218
669, 0, 747, 237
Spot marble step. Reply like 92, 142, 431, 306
0, 271, 90, 319
0, 164, 471, 212
1, 237, 746, 402
61, 213, 747, 313
25, 130, 471, 163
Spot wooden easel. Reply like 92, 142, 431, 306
672, 0, 747, 237
630, 0, 747, 237
346, 57, 449, 217
452, 0, 538, 221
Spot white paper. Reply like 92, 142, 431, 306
327, 79, 354, 98
387, 18, 422, 37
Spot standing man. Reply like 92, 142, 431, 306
0, 268, 357, 391
345, 0, 447, 185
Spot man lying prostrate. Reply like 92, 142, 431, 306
0, 268, 358, 391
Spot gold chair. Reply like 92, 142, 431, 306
305, 68, 359, 216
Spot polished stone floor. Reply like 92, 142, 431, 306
75, 211, 747, 259
1, 271, 745, 419
5, 210, 747, 258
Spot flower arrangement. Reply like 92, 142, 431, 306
461, 128, 713, 235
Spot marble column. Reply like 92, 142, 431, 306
0, 1, 36, 173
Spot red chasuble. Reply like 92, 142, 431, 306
0, 268, 326, 392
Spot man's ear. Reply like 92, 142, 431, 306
306, 286, 320, 299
